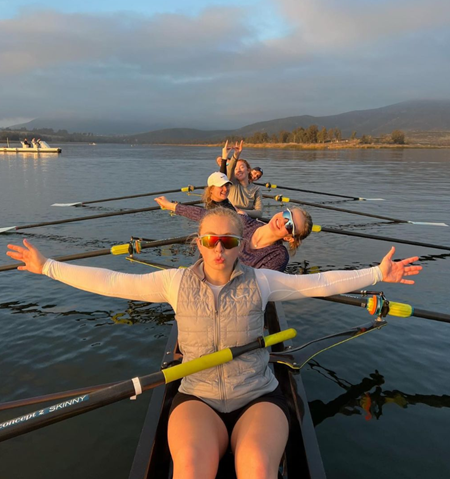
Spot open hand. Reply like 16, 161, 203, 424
379, 247, 422, 284
6, 239, 47, 274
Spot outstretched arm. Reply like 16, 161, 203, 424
262, 246, 422, 302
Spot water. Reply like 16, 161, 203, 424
0, 144, 449, 478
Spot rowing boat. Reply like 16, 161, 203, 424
127, 301, 327, 479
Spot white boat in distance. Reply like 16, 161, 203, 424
1, 140, 61, 154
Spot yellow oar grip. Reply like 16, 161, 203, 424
312, 224, 322, 232
265, 183, 277, 189
162, 349, 233, 383
110, 244, 131, 255
366, 297, 413, 318
388, 301, 414, 318
181, 185, 194, 192
161, 328, 296, 383
274, 195, 290, 203
263, 328, 297, 347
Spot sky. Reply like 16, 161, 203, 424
1, 0, 449, 130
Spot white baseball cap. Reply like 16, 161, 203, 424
207, 172, 232, 187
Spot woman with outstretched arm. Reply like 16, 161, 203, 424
6, 208, 421, 479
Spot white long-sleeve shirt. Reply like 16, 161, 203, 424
43, 259, 383, 311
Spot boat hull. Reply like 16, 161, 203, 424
0, 147, 61, 153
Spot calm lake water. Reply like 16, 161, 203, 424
0, 144, 449, 479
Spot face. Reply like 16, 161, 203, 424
197, 215, 242, 275
210, 183, 230, 202
234, 160, 249, 182
251, 170, 262, 181
268, 209, 305, 241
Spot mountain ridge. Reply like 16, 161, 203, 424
7, 100, 450, 141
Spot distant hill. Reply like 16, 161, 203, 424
233, 100, 450, 138
125, 100, 450, 143
6, 100, 450, 141
9, 117, 173, 135
127, 128, 232, 143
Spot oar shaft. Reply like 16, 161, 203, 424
321, 226, 450, 252
263, 194, 407, 223
9, 200, 202, 232
0, 329, 295, 442
318, 295, 450, 323
255, 182, 361, 200
81, 186, 205, 205
0, 236, 191, 272
0, 382, 120, 412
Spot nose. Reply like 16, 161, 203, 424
214, 239, 224, 252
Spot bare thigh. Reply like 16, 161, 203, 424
231, 402, 289, 479
168, 400, 229, 479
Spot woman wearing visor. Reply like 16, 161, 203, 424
7, 208, 422, 479
154, 195, 312, 272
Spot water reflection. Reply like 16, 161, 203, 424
0, 300, 175, 325
308, 360, 450, 425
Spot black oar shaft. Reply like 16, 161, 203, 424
11, 200, 202, 231
321, 226, 450, 252
0, 236, 191, 272
0, 372, 165, 442
81, 186, 205, 205
318, 295, 450, 324
263, 194, 407, 223
0, 382, 120, 412
255, 182, 361, 200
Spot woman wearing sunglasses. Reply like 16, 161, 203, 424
154, 195, 312, 272
7, 208, 422, 479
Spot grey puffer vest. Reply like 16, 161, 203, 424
176, 259, 278, 413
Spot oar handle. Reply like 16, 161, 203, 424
162, 328, 296, 383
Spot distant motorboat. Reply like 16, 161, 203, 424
1, 140, 62, 154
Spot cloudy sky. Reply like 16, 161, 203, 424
1, 0, 449, 129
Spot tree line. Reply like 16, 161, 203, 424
224, 126, 406, 145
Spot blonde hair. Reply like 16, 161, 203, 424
202, 186, 215, 209
198, 207, 244, 237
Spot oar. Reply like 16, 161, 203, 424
255, 182, 385, 201
52, 185, 204, 207
317, 225, 450, 252
318, 293, 450, 324
256, 216, 450, 252
0, 236, 191, 272
0, 328, 296, 442
0, 200, 203, 234
264, 194, 448, 227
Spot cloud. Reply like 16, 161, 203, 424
0, 1, 449, 128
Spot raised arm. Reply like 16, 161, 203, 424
226, 140, 244, 181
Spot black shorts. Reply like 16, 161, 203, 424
169, 386, 290, 437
